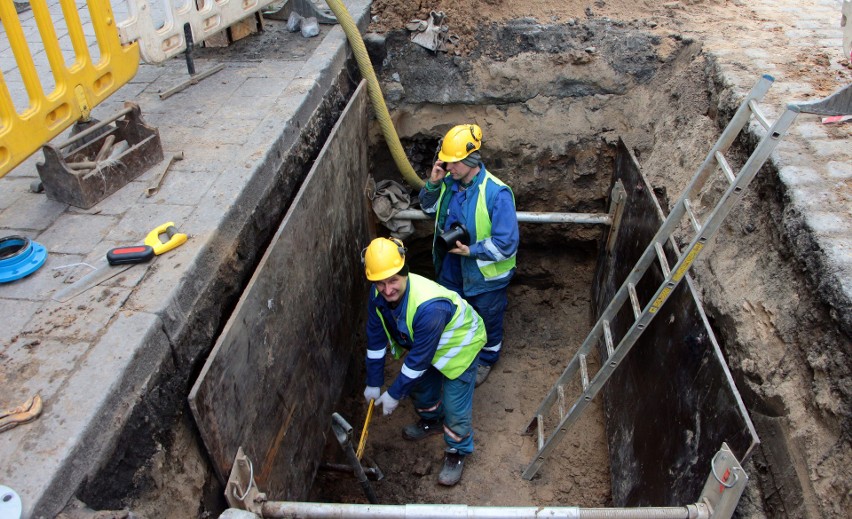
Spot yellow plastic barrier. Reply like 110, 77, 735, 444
0, 0, 140, 178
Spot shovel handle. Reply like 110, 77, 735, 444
356, 399, 374, 460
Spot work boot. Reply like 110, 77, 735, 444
475, 364, 492, 387
402, 418, 443, 441
437, 448, 466, 486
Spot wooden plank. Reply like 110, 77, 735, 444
229, 14, 262, 43
592, 139, 758, 506
203, 13, 262, 48
189, 82, 371, 500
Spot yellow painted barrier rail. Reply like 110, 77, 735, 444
0, 0, 139, 178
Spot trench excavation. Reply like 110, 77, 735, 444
98, 17, 840, 519
297, 26, 736, 507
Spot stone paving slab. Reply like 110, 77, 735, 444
699, 0, 852, 335
0, 2, 370, 518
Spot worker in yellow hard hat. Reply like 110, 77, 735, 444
361, 237, 485, 486
419, 124, 519, 387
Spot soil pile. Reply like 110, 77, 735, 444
369, 0, 655, 55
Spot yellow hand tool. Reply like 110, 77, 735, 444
356, 399, 374, 460
144, 221, 187, 255
53, 222, 188, 302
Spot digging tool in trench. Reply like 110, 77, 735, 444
330, 412, 379, 504
320, 402, 383, 481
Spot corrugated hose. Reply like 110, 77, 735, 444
325, 0, 424, 189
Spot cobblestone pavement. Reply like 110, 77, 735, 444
694, 0, 851, 336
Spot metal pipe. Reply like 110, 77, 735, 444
394, 209, 611, 226
260, 502, 706, 518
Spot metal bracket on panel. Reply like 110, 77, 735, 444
225, 447, 267, 514
698, 442, 749, 519
36, 103, 164, 209
605, 180, 626, 254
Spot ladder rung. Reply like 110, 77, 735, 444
682, 198, 702, 232
748, 99, 770, 130
654, 242, 671, 277
602, 320, 615, 365
579, 354, 589, 393
714, 151, 736, 184
627, 283, 641, 319
557, 384, 566, 420
536, 414, 545, 450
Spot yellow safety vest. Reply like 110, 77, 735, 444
375, 274, 485, 379
436, 170, 516, 280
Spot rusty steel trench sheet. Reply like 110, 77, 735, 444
189, 82, 371, 500
593, 139, 758, 507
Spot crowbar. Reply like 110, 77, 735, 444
145, 151, 184, 197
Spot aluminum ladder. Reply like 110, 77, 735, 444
522, 74, 799, 480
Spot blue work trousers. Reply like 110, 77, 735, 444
409, 357, 478, 455
440, 280, 508, 367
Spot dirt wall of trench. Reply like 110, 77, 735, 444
369, 17, 850, 517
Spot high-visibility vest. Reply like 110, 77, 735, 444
375, 274, 485, 379
435, 169, 517, 280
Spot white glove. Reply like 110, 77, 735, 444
376, 391, 399, 416
363, 386, 381, 403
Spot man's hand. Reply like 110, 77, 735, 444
363, 386, 381, 403
376, 391, 399, 416
429, 160, 447, 185
449, 241, 471, 256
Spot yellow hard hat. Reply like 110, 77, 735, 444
437, 124, 483, 163
362, 237, 407, 281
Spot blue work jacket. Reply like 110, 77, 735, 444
420, 163, 519, 296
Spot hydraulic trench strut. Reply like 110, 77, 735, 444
224, 443, 747, 518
